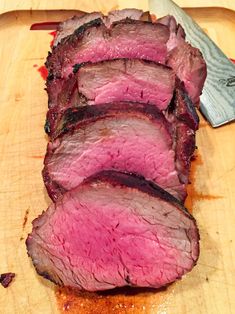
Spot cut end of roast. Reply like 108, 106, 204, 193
26, 171, 199, 291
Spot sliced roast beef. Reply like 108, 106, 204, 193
75, 59, 175, 108
48, 14, 206, 108
46, 19, 170, 79
26, 170, 199, 291
167, 41, 207, 104
53, 9, 151, 47
43, 102, 186, 202
157, 15, 206, 104
46, 59, 175, 135
157, 15, 185, 51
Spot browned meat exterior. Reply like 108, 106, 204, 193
165, 83, 198, 184
167, 41, 207, 105
157, 15, 206, 105
175, 123, 196, 184
173, 85, 199, 131
46, 19, 170, 80
43, 102, 186, 202
157, 15, 185, 51
75, 59, 175, 109
167, 82, 199, 131
53, 9, 151, 46
26, 171, 199, 291
46, 59, 175, 136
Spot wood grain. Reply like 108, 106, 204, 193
0, 3, 235, 314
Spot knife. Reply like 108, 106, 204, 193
149, 0, 235, 127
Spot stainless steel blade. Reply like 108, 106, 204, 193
149, 0, 235, 127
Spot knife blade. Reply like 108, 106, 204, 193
149, 0, 235, 127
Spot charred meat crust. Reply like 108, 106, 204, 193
25, 237, 63, 286
42, 102, 186, 202
53, 10, 152, 47
60, 18, 103, 47
45, 59, 174, 137
168, 82, 199, 131
46, 19, 169, 79
54, 102, 171, 139
41, 168, 66, 202
86, 170, 194, 220
175, 88, 199, 131
73, 57, 173, 72
175, 123, 196, 184
45, 18, 104, 77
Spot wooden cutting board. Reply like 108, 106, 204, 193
0, 2, 235, 314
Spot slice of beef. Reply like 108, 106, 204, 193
46, 59, 175, 135
53, 9, 151, 46
26, 170, 200, 291
76, 59, 175, 109
43, 102, 186, 202
167, 41, 207, 105
157, 15, 206, 104
47, 58, 175, 109
157, 15, 185, 51
46, 73, 78, 110
46, 19, 170, 79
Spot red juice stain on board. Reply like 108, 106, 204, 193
55, 285, 174, 314
33, 64, 38, 68
37, 66, 48, 80
49, 31, 57, 48
30, 22, 60, 30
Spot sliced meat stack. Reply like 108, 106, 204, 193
46, 59, 175, 135
27, 8, 207, 292
43, 103, 185, 202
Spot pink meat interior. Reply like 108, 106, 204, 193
46, 116, 183, 198
27, 181, 198, 291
